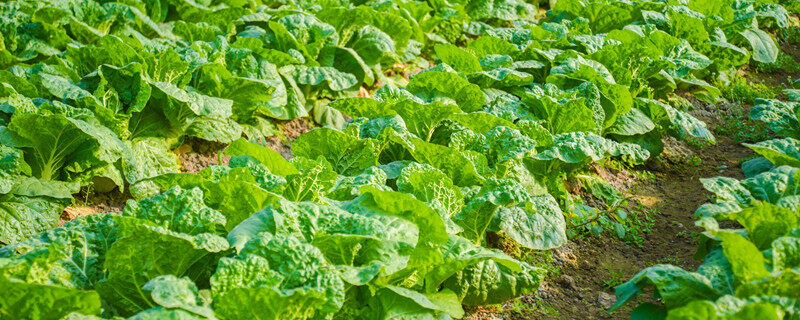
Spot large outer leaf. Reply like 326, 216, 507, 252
409, 137, 486, 187
527, 132, 650, 174
122, 186, 227, 235
185, 116, 244, 144
454, 178, 530, 243
483, 126, 537, 166
317, 7, 412, 51
223, 138, 297, 176
277, 14, 339, 60
344, 186, 449, 270
96, 217, 228, 316
606, 108, 655, 136
637, 98, 715, 144
293, 128, 380, 176
384, 286, 464, 318
136, 275, 215, 319
750, 99, 800, 139
443, 259, 544, 305
0, 276, 102, 320
406, 71, 485, 113
434, 44, 482, 73
7, 111, 123, 182
424, 234, 523, 292
744, 138, 800, 168
211, 234, 344, 320
772, 237, 800, 270
149, 82, 233, 127
146, 175, 280, 231
363, 286, 456, 319
526, 96, 595, 135
226, 199, 387, 254
329, 98, 396, 119
727, 203, 799, 250
0, 213, 117, 289
715, 232, 770, 284
667, 10, 709, 46
491, 196, 567, 250
64, 35, 145, 76
98, 63, 151, 115
737, 29, 779, 64
552, 0, 634, 33
465, 0, 536, 21
448, 112, 517, 135
213, 286, 326, 320
740, 166, 798, 203
688, 0, 734, 23
699, 176, 754, 205
612, 265, 720, 311
282, 157, 338, 203
122, 138, 179, 186
397, 163, 464, 223
392, 100, 461, 142
349, 25, 395, 67
2, 175, 78, 200
289, 66, 358, 92
469, 68, 536, 88
192, 63, 285, 120
0, 195, 69, 245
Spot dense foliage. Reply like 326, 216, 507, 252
0, 0, 797, 319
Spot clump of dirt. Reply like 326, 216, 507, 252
384, 63, 415, 83
592, 163, 639, 193
258, 117, 314, 160
173, 117, 314, 174
61, 189, 130, 226
175, 138, 229, 174
358, 86, 372, 98
383, 62, 433, 86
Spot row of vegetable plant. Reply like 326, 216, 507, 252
1, 0, 798, 319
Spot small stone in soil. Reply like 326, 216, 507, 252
597, 292, 617, 310
559, 274, 578, 291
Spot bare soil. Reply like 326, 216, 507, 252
258, 117, 314, 159
176, 138, 230, 174
61, 188, 129, 226
175, 117, 313, 173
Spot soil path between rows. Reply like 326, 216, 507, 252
543, 136, 750, 320
469, 112, 754, 319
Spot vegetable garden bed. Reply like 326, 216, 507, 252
1, 0, 799, 319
